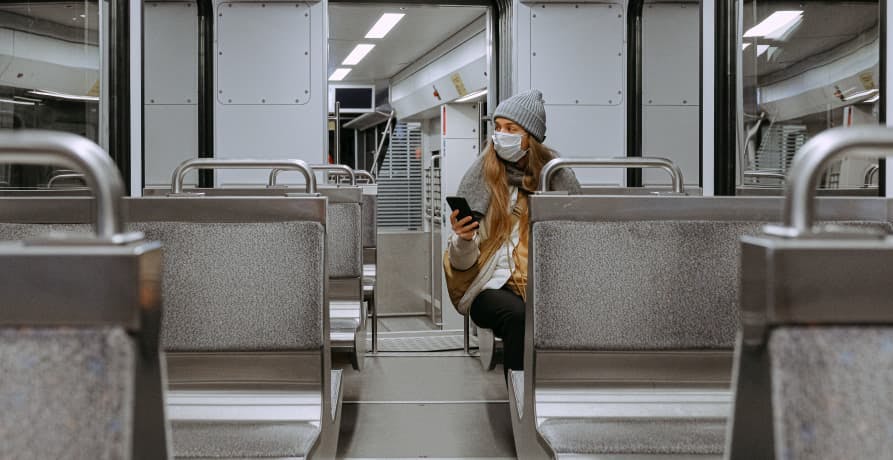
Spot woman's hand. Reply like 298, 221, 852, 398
450, 210, 479, 241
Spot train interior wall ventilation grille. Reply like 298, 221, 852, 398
377, 122, 424, 229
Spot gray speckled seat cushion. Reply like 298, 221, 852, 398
328, 203, 363, 278
0, 327, 135, 460
171, 420, 319, 458
0, 222, 327, 352
131, 222, 325, 352
531, 221, 766, 350
361, 194, 377, 249
538, 418, 726, 454
770, 327, 893, 460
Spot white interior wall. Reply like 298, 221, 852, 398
440, 103, 481, 330
702, 0, 715, 195
514, 0, 627, 185
143, 1, 198, 187
391, 30, 487, 121
213, 0, 327, 186
888, 0, 893, 197
641, 2, 700, 186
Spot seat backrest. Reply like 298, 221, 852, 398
728, 229, 893, 460
318, 186, 363, 279
0, 237, 167, 460
529, 195, 891, 354
0, 196, 328, 353
361, 188, 377, 250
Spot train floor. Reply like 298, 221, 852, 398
333, 345, 517, 458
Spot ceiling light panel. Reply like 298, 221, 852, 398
329, 68, 352, 81
365, 13, 405, 39
342, 44, 375, 66
744, 11, 802, 39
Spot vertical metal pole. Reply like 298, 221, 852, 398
334, 101, 341, 164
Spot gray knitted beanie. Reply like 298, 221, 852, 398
493, 89, 547, 142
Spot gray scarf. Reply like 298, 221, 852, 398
456, 152, 581, 216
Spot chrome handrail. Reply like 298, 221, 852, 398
764, 126, 893, 238
539, 157, 685, 194
354, 170, 375, 184
47, 173, 86, 188
0, 130, 129, 241
268, 164, 356, 187
171, 158, 317, 194
864, 164, 880, 187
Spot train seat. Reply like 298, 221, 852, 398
507, 192, 892, 459
0, 131, 169, 459
0, 195, 343, 459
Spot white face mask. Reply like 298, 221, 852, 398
492, 132, 528, 162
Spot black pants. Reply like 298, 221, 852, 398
470, 287, 525, 377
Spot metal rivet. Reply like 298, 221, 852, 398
532, 52, 537, 56
305, 90, 309, 94
219, 13, 222, 16
150, 99, 155, 103
262, 99, 266, 103
228, 3, 232, 7
187, 99, 191, 103
295, 99, 300, 103
219, 90, 223, 94
618, 91, 622, 95
261, 3, 265, 7
683, 100, 687, 104
532, 13, 536, 17
575, 100, 579, 104
305, 13, 308, 17
609, 100, 613, 104
228, 99, 232, 103
305, 51, 309, 55
484, 72, 488, 76
618, 14, 622, 18
618, 52, 622, 56
575, 4, 579, 8
219, 51, 223, 55
648, 99, 653, 104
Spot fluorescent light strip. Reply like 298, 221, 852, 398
0, 97, 35, 106
865, 95, 880, 103
329, 68, 352, 81
365, 13, 405, 39
28, 89, 99, 102
455, 89, 487, 103
342, 44, 375, 66
744, 11, 802, 38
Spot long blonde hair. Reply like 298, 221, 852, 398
480, 136, 555, 257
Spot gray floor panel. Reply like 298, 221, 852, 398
336, 402, 517, 458
336, 356, 507, 402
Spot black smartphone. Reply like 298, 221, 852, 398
446, 196, 479, 224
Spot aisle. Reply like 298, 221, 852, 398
334, 354, 517, 459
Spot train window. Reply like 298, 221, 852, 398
739, 0, 880, 195
0, 1, 101, 189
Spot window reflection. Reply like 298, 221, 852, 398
0, 1, 99, 189
740, 1, 879, 193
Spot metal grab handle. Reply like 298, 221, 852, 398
764, 126, 893, 238
47, 173, 86, 188
0, 130, 128, 240
269, 164, 355, 187
171, 158, 317, 194
539, 157, 685, 193
354, 170, 375, 184
864, 164, 880, 186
